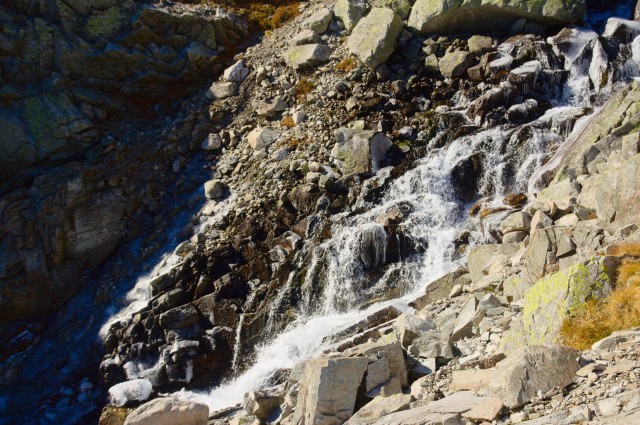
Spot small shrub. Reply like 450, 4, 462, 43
295, 77, 314, 101
336, 56, 357, 73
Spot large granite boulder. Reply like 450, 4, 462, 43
291, 357, 369, 425
347, 8, 403, 69
502, 256, 619, 352
595, 151, 640, 233
487, 345, 581, 408
408, 0, 586, 34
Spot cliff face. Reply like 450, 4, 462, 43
0, 1, 249, 421
0, 2, 248, 323
4, 0, 640, 424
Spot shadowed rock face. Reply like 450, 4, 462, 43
0, 0, 249, 320
0, 0, 248, 183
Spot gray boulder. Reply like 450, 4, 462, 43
124, 397, 209, 425
487, 345, 581, 408
204, 179, 225, 200
201, 133, 222, 150
500, 211, 532, 234
335, 0, 371, 31
223, 60, 250, 82
407, 0, 586, 34
467, 35, 493, 54
206, 82, 238, 99
393, 313, 438, 347
347, 8, 403, 69
408, 332, 454, 359
304, 8, 333, 33
285, 43, 332, 70
292, 30, 321, 46
331, 129, 393, 175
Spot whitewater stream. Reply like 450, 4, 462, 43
169, 24, 640, 411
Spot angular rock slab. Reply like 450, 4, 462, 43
291, 357, 369, 425
372, 391, 487, 424
345, 338, 408, 387
346, 394, 412, 424
347, 7, 403, 69
407, 0, 586, 34
487, 345, 580, 408
502, 256, 618, 352
123, 397, 208, 425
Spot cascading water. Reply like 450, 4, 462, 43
174, 110, 575, 411
100, 8, 640, 419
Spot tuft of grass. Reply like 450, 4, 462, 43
561, 242, 640, 349
608, 241, 640, 258
281, 116, 295, 128
287, 136, 308, 150
561, 285, 640, 350
336, 56, 357, 73
295, 77, 315, 101
618, 259, 640, 287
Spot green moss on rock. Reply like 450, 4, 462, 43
502, 256, 619, 353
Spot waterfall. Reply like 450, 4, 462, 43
101, 12, 640, 418
174, 111, 570, 411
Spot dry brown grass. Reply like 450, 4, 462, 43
295, 77, 315, 101
561, 285, 640, 349
281, 116, 295, 128
287, 136, 308, 150
561, 243, 640, 349
336, 56, 357, 73
618, 260, 640, 287
200, 0, 300, 31
608, 241, 640, 258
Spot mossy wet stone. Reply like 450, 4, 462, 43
347, 7, 404, 69
502, 256, 620, 353
408, 0, 586, 35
